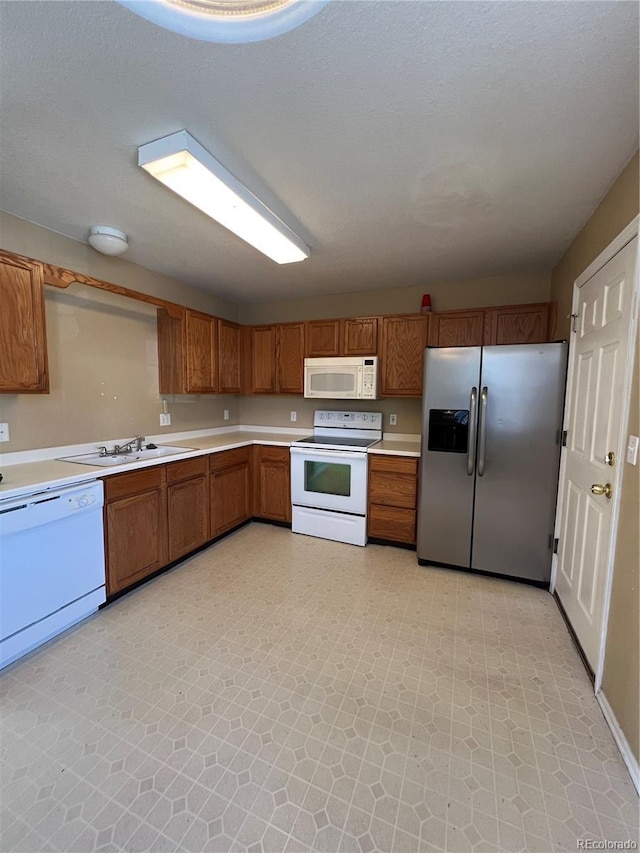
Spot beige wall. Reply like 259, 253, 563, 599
551, 152, 639, 337
602, 335, 639, 763
238, 273, 551, 325
0, 213, 240, 452
240, 396, 423, 435
0, 211, 238, 320
550, 151, 639, 764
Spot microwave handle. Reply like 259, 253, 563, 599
357, 365, 363, 397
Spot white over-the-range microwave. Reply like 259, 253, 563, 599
303, 356, 379, 399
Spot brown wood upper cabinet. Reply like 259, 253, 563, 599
158, 307, 219, 394
484, 302, 553, 345
0, 253, 49, 393
103, 466, 168, 596
380, 314, 430, 397
306, 316, 378, 358
249, 323, 305, 394
429, 310, 485, 348
218, 319, 241, 394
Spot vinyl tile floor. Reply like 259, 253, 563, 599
1, 524, 638, 853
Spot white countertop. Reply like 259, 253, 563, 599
0, 428, 421, 501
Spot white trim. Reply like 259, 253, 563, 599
574, 215, 639, 288
596, 690, 640, 795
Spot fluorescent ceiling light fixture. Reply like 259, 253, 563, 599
138, 130, 309, 264
118, 0, 329, 43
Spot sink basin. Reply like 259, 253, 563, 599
57, 445, 196, 467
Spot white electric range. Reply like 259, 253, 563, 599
290, 410, 382, 546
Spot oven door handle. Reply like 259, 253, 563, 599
290, 448, 367, 462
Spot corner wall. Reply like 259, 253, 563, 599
551, 152, 639, 337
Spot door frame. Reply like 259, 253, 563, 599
550, 215, 639, 691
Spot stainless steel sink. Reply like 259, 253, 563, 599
57, 445, 196, 467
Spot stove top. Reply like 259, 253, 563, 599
293, 435, 380, 451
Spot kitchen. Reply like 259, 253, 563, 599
1, 1, 639, 851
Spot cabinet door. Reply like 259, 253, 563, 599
342, 317, 378, 356
167, 476, 209, 562
185, 310, 218, 393
429, 310, 485, 347
251, 326, 277, 393
380, 314, 430, 397
0, 253, 49, 392
254, 446, 291, 522
485, 303, 551, 345
211, 463, 251, 537
218, 319, 241, 394
368, 504, 417, 545
106, 488, 167, 596
305, 319, 341, 357
277, 323, 305, 394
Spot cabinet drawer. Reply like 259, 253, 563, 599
166, 455, 207, 484
368, 505, 416, 544
256, 445, 290, 464
369, 471, 417, 508
369, 454, 418, 477
209, 445, 251, 472
104, 465, 165, 502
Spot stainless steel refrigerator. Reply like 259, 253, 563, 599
417, 343, 567, 584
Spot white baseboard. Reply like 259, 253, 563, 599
596, 690, 640, 795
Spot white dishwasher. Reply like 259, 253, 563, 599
0, 479, 106, 671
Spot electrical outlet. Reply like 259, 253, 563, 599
290, 411, 297, 422
159, 413, 171, 426
389, 414, 397, 426
627, 435, 639, 465
223, 409, 230, 421
0, 422, 9, 442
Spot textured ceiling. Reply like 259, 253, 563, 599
0, 1, 638, 303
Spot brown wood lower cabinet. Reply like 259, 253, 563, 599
253, 445, 291, 523
104, 467, 168, 596
210, 447, 252, 537
367, 453, 418, 545
167, 457, 209, 562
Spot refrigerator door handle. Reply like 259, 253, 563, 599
477, 386, 488, 476
467, 387, 478, 475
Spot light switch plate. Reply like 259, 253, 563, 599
290, 411, 297, 422
159, 413, 171, 426
223, 409, 230, 421
389, 414, 397, 426
0, 423, 9, 442
627, 434, 639, 465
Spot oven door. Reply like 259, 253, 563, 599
290, 447, 367, 515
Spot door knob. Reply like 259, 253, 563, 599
591, 483, 612, 499
604, 451, 615, 466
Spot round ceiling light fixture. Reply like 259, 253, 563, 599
117, 0, 330, 43
88, 226, 129, 256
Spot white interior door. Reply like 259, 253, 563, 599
555, 235, 638, 671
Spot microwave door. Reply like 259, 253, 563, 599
305, 367, 358, 399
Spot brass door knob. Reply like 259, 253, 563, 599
591, 483, 612, 499
604, 451, 615, 466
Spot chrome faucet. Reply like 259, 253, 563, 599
115, 436, 145, 454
